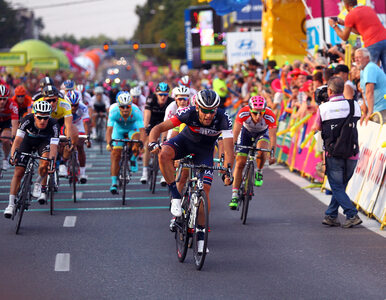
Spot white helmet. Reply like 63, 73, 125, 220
34, 101, 52, 114
173, 86, 190, 97
130, 86, 142, 97
94, 86, 104, 94
116, 91, 133, 106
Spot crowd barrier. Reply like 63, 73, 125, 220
274, 108, 386, 230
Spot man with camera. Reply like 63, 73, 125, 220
315, 77, 362, 228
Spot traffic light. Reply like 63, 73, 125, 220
159, 40, 166, 50
132, 42, 140, 51
103, 42, 109, 52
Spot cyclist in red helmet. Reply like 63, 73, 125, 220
229, 95, 277, 209
11, 85, 32, 118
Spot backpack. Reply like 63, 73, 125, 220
324, 100, 359, 158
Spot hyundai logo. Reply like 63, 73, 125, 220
236, 39, 255, 50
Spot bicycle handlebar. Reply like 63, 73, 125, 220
110, 139, 143, 146
235, 144, 274, 155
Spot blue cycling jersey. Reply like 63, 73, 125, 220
107, 103, 144, 130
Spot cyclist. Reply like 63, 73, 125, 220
65, 90, 91, 183
130, 86, 146, 112
76, 83, 92, 107
176, 75, 197, 97
148, 89, 234, 251
141, 82, 174, 183
229, 96, 277, 209
106, 91, 145, 194
90, 86, 110, 139
35, 85, 78, 177
11, 85, 32, 119
4, 101, 59, 218
0, 84, 19, 171
61, 79, 75, 95
32, 76, 60, 102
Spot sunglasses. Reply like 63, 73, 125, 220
45, 98, 57, 103
119, 105, 131, 110
158, 93, 169, 97
0, 98, 8, 101
199, 107, 216, 114
176, 97, 189, 101
250, 109, 265, 115
36, 115, 50, 120
71, 104, 79, 107
16, 95, 25, 98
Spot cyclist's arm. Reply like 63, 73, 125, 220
83, 118, 91, 136
64, 115, 78, 145
106, 126, 113, 146
268, 127, 277, 155
223, 137, 234, 170
233, 121, 242, 144
11, 119, 18, 138
143, 109, 151, 128
49, 143, 58, 162
139, 127, 146, 146
11, 134, 23, 157
148, 119, 175, 143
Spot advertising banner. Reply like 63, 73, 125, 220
0, 52, 27, 67
30, 58, 59, 70
201, 45, 225, 61
184, 9, 193, 69
235, 0, 263, 22
226, 31, 263, 66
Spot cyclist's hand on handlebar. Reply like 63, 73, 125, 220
148, 142, 161, 153
106, 144, 112, 152
9, 156, 16, 166
85, 138, 92, 148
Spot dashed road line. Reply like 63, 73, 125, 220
63, 216, 77, 227
55, 253, 70, 271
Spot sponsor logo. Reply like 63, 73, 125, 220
236, 39, 255, 50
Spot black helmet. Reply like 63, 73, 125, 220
39, 76, 54, 88
42, 85, 59, 98
156, 82, 170, 93
196, 89, 220, 109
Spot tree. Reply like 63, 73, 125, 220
0, 0, 24, 48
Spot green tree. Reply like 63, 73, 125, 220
0, 0, 24, 48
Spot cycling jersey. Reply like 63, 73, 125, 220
16, 114, 59, 167
108, 103, 144, 147
169, 106, 233, 144
81, 91, 92, 107
89, 94, 110, 111
145, 94, 174, 129
132, 94, 146, 112
72, 102, 90, 134
34, 98, 72, 120
10, 95, 32, 118
235, 106, 277, 133
164, 102, 187, 139
0, 99, 19, 122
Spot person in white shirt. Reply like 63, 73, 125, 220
130, 86, 146, 112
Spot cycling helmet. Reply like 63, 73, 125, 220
65, 90, 82, 105
173, 86, 190, 97
39, 76, 54, 88
14, 85, 27, 96
248, 95, 267, 111
196, 89, 220, 109
63, 80, 75, 90
94, 86, 104, 94
42, 85, 59, 98
0, 85, 10, 97
76, 84, 85, 93
178, 75, 191, 87
33, 101, 52, 114
156, 82, 170, 93
116, 91, 132, 106
130, 86, 142, 97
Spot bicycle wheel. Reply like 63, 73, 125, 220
193, 191, 209, 271
122, 148, 128, 205
70, 153, 77, 203
242, 164, 254, 225
48, 173, 54, 215
150, 154, 158, 194
175, 192, 190, 263
15, 172, 32, 234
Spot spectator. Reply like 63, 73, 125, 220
354, 48, 386, 124
334, 64, 356, 100
316, 76, 362, 228
329, 0, 386, 72
212, 71, 228, 108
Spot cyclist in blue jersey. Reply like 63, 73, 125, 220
149, 90, 233, 205
106, 91, 145, 194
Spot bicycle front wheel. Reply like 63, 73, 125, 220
175, 193, 190, 263
48, 173, 55, 215
193, 191, 209, 271
122, 149, 128, 205
70, 154, 77, 203
242, 164, 254, 225
15, 173, 32, 234
150, 154, 158, 194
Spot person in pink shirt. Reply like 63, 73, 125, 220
329, 0, 386, 72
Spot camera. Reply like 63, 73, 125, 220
314, 85, 328, 105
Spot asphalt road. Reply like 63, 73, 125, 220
0, 145, 385, 300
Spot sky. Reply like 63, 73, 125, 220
8, 0, 147, 39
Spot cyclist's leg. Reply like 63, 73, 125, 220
76, 126, 87, 182
255, 131, 270, 187
110, 125, 124, 192
129, 130, 140, 172
37, 142, 51, 203
1, 125, 12, 168
140, 128, 150, 182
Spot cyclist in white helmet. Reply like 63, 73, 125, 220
130, 86, 146, 112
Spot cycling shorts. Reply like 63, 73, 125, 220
16, 137, 50, 167
236, 126, 270, 156
0, 119, 12, 132
112, 125, 139, 148
164, 134, 214, 185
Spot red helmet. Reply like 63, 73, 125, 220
178, 75, 191, 87
248, 95, 266, 112
0, 85, 10, 98
14, 85, 27, 96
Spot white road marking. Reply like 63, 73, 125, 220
63, 216, 77, 227
85, 163, 93, 168
55, 253, 70, 271
270, 165, 386, 238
